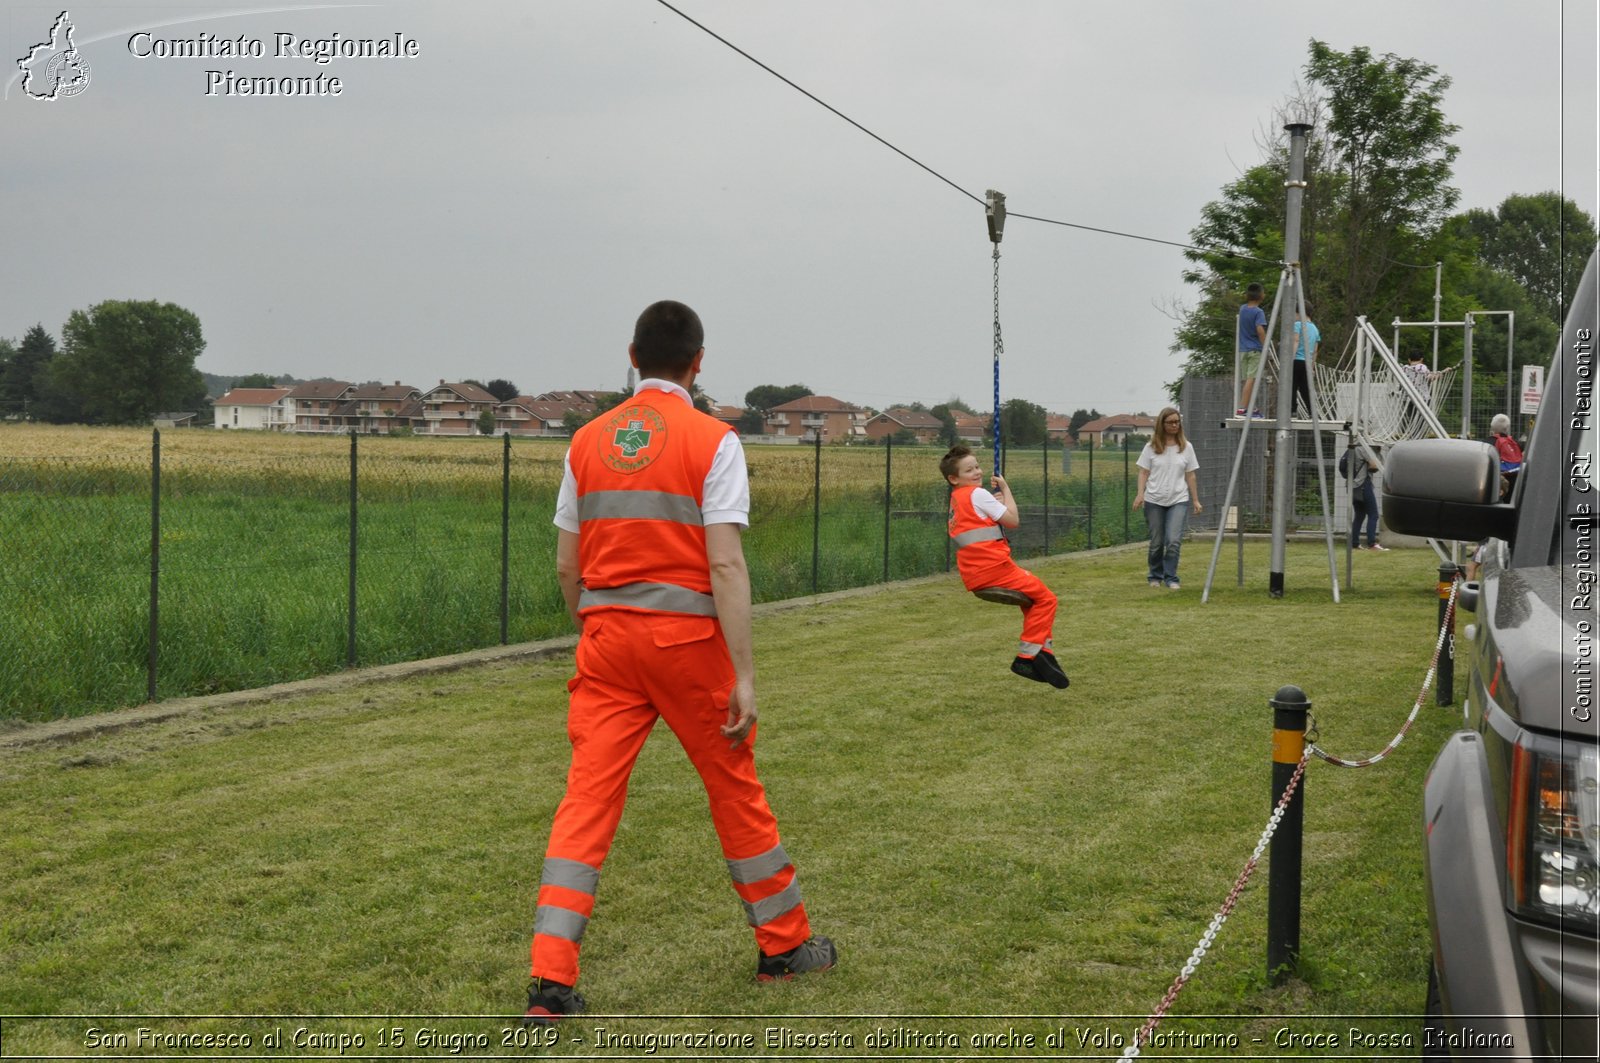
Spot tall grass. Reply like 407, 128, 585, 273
1, 428, 1145, 721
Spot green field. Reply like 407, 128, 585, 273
1, 428, 1144, 722
0, 541, 1456, 1056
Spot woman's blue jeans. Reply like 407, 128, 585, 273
1144, 501, 1190, 584
1351, 480, 1379, 547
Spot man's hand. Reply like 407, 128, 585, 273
721, 677, 758, 748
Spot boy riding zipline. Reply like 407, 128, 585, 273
942, 445, 1069, 689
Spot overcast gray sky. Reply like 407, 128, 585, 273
4, 1, 1596, 418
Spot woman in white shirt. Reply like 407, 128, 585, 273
1133, 407, 1203, 590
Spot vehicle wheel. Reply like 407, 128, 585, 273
1423, 962, 1451, 1058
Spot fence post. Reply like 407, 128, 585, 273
883, 434, 892, 582
1436, 563, 1459, 705
1123, 436, 1132, 543
148, 428, 160, 702
811, 430, 822, 595
1086, 440, 1095, 549
501, 431, 511, 645
347, 432, 358, 669
1041, 437, 1050, 555
1268, 684, 1308, 984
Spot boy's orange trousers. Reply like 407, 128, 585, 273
529, 611, 811, 986
959, 557, 1058, 656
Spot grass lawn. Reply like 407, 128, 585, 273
0, 540, 1459, 1057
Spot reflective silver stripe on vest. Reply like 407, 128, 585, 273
953, 526, 1005, 548
578, 490, 704, 526
534, 904, 589, 943
540, 857, 600, 896
578, 582, 718, 617
726, 844, 791, 885
741, 879, 803, 927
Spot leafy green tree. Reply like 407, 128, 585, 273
998, 398, 1047, 447
736, 409, 766, 435
743, 384, 812, 418
476, 409, 497, 435
930, 403, 961, 448
54, 301, 206, 424
1172, 41, 1462, 388
0, 325, 59, 419
1067, 408, 1103, 441
233, 372, 281, 389
1458, 192, 1598, 322
485, 378, 520, 402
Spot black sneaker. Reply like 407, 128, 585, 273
1011, 655, 1049, 684
1035, 650, 1070, 689
757, 936, 837, 982
522, 978, 586, 1024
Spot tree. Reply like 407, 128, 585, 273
736, 409, 766, 435
476, 409, 497, 435
233, 372, 280, 389
929, 403, 960, 448
1458, 192, 1598, 323
743, 383, 812, 417
1067, 408, 1103, 441
54, 301, 206, 424
485, 378, 520, 402
0, 325, 59, 419
998, 398, 1047, 447
1172, 41, 1462, 389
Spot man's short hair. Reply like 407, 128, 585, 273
940, 445, 972, 481
633, 300, 704, 377
1246, 283, 1264, 300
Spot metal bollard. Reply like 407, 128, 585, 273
1267, 685, 1308, 985
1436, 563, 1459, 706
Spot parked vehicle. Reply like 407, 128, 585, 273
1382, 249, 1597, 1059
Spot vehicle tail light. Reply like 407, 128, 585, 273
1508, 738, 1600, 931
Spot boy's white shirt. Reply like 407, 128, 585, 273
967, 486, 1007, 522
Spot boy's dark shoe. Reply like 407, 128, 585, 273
1011, 655, 1049, 683
522, 978, 586, 1025
1036, 650, 1070, 689
757, 936, 837, 982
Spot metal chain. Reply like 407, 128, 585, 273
992, 246, 1003, 476
1120, 750, 1311, 1059
1309, 577, 1460, 768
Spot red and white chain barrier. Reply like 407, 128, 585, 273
1308, 578, 1459, 768
1119, 750, 1310, 1059
1119, 579, 1460, 1056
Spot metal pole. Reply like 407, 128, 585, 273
1268, 684, 1308, 984
1123, 436, 1131, 543
148, 428, 160, 703
1042, 437, 1050, 555
882, 434, 892, 583
348, 431, 358, 668
1440, 259, 1452, 371
501, 431, 511, 645
1270, 122, 1313, 599
1463, 314, 1475, 438
1437, 563, 1459, 706
1506, 311, 1516, 417
811, 430, 821, 594
1086, 440, 1094, 549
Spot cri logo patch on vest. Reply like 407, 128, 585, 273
600, 405, 669, 473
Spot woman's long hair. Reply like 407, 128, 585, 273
1152, 406, 1187, 454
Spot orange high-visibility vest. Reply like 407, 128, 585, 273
948, 484, 1010, 576
568, 390, 733, 617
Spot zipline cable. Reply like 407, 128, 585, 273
649, 0, 1281, 266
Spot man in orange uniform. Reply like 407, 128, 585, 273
523, 301, 836, 1023
942, 445, 1068, 688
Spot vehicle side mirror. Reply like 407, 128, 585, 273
1382, 438, 1517, 544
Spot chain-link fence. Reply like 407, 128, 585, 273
0, 427, 1162, 722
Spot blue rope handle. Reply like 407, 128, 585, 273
992, 246, 1002, 477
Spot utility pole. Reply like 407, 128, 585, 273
1269, 122, 1312, 599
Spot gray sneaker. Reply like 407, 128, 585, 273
757, 936, 837, 981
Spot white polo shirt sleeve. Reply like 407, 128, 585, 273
970, 487, 1007, 522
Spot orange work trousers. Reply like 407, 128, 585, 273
959, 558, 1058, 656
529, 610, 811, 986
